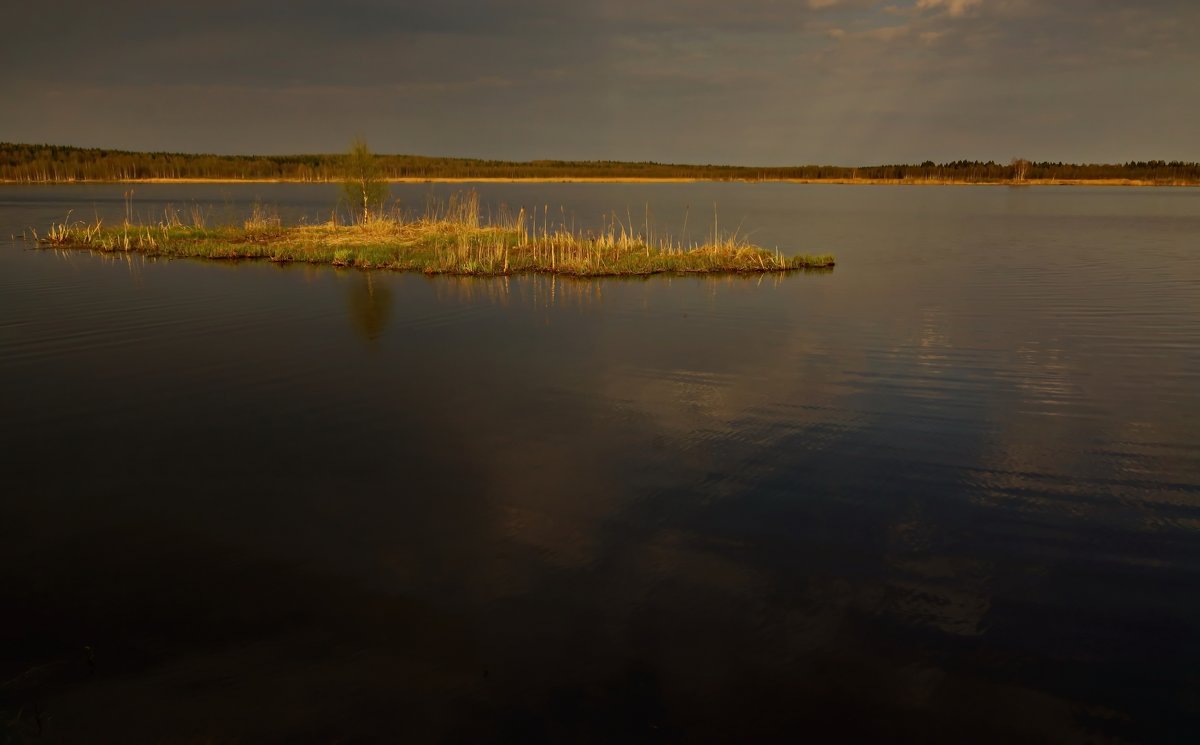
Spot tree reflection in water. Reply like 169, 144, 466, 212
346, 272, 393, 343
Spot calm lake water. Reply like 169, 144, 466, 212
2, 183, 1198, 743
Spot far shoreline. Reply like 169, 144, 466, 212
1, 177, 1196, 187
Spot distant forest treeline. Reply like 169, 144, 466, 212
2, 143, 1198, 184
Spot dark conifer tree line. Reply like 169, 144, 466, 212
2, 143, 1197, 183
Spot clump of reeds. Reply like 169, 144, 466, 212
244, 201, 281, 234
34, 211, 162, 252
34, 192, 835, 276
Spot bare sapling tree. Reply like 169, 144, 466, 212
1011, 157, 1032, 182
341, 138, 389, 223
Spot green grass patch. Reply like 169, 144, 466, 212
33, 195, 835, 276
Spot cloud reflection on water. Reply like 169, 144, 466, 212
4, 186, 1199, 743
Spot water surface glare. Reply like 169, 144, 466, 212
2, 183, 1199, 743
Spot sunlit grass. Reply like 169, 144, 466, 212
34, 193, 835, 276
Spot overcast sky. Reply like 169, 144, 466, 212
2, 0, 1196, 164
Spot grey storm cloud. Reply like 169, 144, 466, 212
2, 0, 1197, 163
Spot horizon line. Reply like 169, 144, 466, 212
4, 142, 1197, 170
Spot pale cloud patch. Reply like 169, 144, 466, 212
916, 0, 982, 18
861, 24, 911, 41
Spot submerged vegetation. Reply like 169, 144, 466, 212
3, 142, 1198, 184
33, 192, 834, 276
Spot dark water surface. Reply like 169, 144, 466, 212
2, 183, 1199, 743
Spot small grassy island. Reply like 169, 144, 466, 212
35, 194, 834, 277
